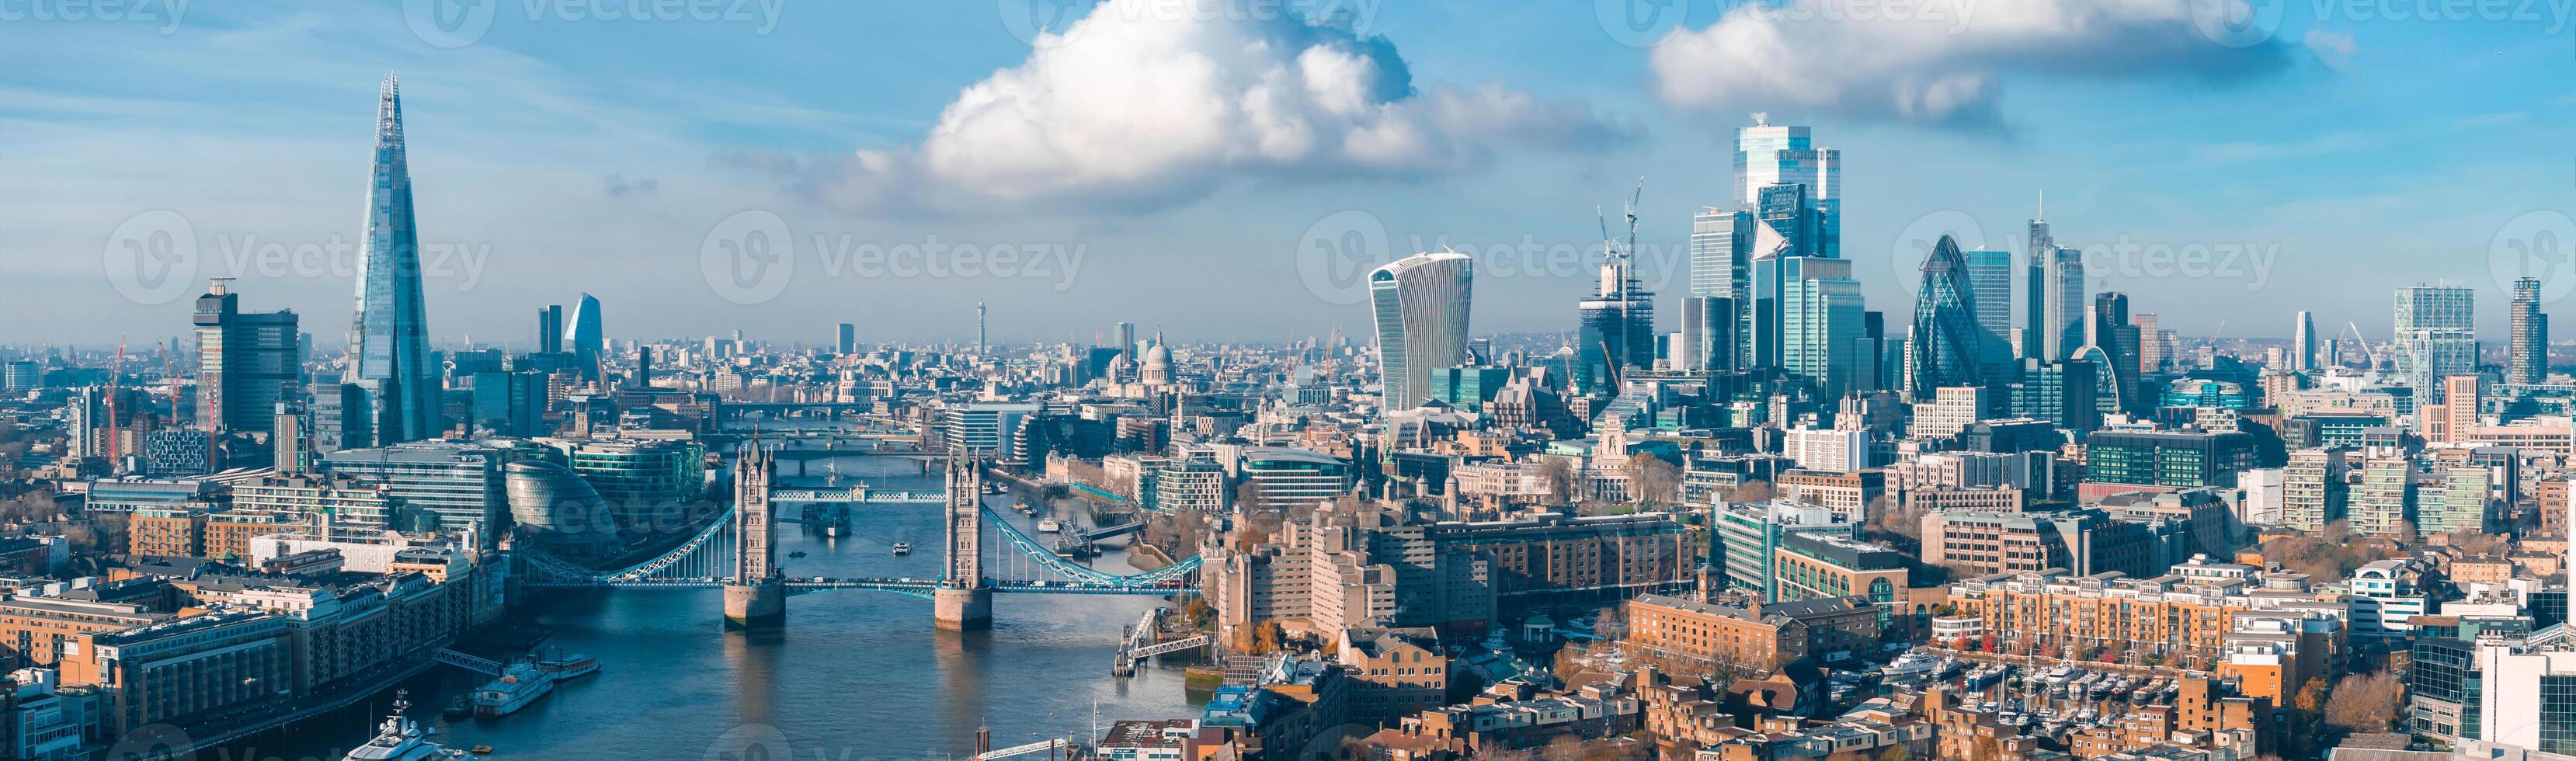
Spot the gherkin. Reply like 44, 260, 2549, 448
1908, 235, 1983, 398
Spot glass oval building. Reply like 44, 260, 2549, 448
504, 460, 620, 558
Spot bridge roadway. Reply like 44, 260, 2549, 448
520, 577, 1190, 599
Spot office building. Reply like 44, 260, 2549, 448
1754, 255, 1869, 397
1963, 248, 2015, 380
2511, 277, 2549, 384
567, 292, 604, 378
1713, 500, 1852, 600
537, 304, 563, 354
503, 460, 620, 556
1909, 385, 1990, 440
1773, 533, 1908, 627
1783, 426, 1869, 474
2, 360, 39, 392
2084, 429, 2261, 489
1236, 448, 1352, 513
2292, 311, 2317, 372
2084, 292, 2143, 414
1908, 235, 1985, 396
2030, 242, 2087, 362
341, 75, 441, 447
320, 440, 546, 535
2395, 285, 2477, 406
553, 438, 707, 534
836, 321, 857, 355
2008, 358, 2099, 432
1576, 252, 1654, 398
469, 370, 548, 437
1733, 118, 1839, 259
1688, 208, 1754, 372
193, 279, 299, 435
1368, 252, 1473, 412
944, 401, 1041, 457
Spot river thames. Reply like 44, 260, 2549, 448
226, 449, 1201, 760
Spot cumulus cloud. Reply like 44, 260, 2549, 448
1648, 0, 2314, 132
767, 0, 1635, 214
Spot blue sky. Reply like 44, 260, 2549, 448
2, 0, 2571, 349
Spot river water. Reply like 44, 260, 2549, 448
225, 445, 1200, 761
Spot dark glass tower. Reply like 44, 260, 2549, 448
195, 280, 299, 435
568, 292, 605, 379
342, 74, 440, 445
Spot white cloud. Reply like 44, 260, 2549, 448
2304, 30, 2358, 69
1648, 0, 2312, 132
776, 0, 1634, 214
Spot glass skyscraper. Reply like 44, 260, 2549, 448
568, 292, 605, 377
1371, 252, 1474, 411
1687, 208, 1754, 373
1909, 236, 1985, 397
2395, 285, 2477, 406
2293, 310, 2318, 371
1734, 119, 1838, 259
195, 280, 299, 436
1576, 255, 1653, 398
1962, 248, 2015, 381
1757, 255, 1868, 398
342, 75, 440, 446
2512, 277, 2548, 384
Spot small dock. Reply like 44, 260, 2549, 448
1112, 607, 1210, 677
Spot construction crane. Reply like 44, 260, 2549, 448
1591, 178, 1645, 390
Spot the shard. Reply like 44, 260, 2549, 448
342, 74, 440, 445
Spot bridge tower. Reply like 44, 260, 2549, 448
933, 453, 992, 631
724, 444, 786, 630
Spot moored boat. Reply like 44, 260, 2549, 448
471, 659, 557, 718
537, 651, 600, 680
346, 690, 475, 760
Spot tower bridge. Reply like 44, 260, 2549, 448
517, 446, 1201, 631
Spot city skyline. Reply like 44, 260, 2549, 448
4, 2, 2571, 347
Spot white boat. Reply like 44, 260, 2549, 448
346, 691, 475, 760
471, 659, 557, 718
890, 542, 913, 555
1035, 518, 1062, 533
1880, 652, 1941, 678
